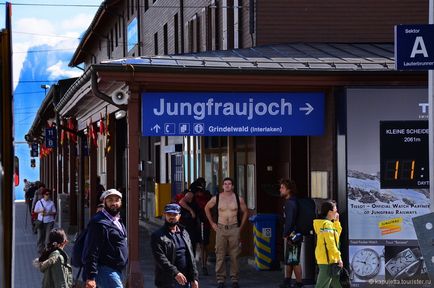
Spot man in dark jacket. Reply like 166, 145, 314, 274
151, 203, 199, 288
280, 179, 303, 288
83, 189, 128, 288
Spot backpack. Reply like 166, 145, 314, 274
174, 189, 188, 204
213, 192, 241, 227
71, 228, 87, 268
295, 197, 317, 236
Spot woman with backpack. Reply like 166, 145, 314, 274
33, 228, 73, 288
313, 200, 343, 288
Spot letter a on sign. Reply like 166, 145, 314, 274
410, 36, 429, 58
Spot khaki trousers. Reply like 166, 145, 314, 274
215, 224, 240, 283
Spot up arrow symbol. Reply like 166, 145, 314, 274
299, 103, 314, 115
151, 124, 161, 133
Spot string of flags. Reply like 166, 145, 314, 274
41, 111, 112, 158
86, 110, 111, 155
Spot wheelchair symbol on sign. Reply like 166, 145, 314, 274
262, 228, 272, 238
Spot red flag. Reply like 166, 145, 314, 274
89, 121, 98, 148
40, 144, 46, 158
105, 113, 111, 156
68, 118, 77, 143
99, 112, 105, 135
92, 123, 98, 147
60, 119, 65, 145
66, 119, 71, 141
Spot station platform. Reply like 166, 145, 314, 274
14, 202, 314, 287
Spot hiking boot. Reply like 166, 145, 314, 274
217, 283, 225, 288
202, 266, 209, 275
232, 282, 240, 288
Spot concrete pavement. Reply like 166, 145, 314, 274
139, 220, 315, 288
14, 202, 314, 287
14, 201, 43, 288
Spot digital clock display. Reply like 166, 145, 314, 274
380, 121, 429, 189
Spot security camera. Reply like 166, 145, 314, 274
111, 89, 129, 105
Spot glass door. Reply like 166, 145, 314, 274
203, 137, 228, 195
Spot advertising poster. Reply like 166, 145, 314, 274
346, 88, 430, 287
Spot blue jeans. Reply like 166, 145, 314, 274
96, 265, 123, 288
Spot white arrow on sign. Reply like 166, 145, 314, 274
151, 124, 161, 133
299, 103, 314, 115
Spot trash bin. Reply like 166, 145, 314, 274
300, 234, 316, 284
249, 214, 279, 270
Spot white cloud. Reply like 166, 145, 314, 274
13, 12, 96, 89
47, 60, 83, 79
15, 18, 57, 46
61, 13, 95, 31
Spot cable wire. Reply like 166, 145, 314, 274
0, 2, 246, 9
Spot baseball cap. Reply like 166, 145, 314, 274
164, 203, 181, 214
99, 190, 108, 202
103, 189, 122, 200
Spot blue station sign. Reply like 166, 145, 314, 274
141, 92, 324, 136
395, 24, 434, 70
45, 127, 57, 148
30, 143, 38, 157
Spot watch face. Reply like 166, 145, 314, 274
385, 248, 418, 277
351, 248, 381, 280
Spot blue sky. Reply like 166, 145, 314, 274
0, 0, 103, 200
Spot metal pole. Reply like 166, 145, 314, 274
430, 0, 434, 212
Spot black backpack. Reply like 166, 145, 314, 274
71, 228, 87, 268
295, 197, 317, 236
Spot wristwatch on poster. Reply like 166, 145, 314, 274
351, 248, 382, 280
385, 248, 422, 279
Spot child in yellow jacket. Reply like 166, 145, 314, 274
313, 200, 342, 288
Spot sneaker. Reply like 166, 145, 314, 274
295, 283, 304, 288
232, 282, 240, 288
217, 283, 225, 288
202, 266, 209, 276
